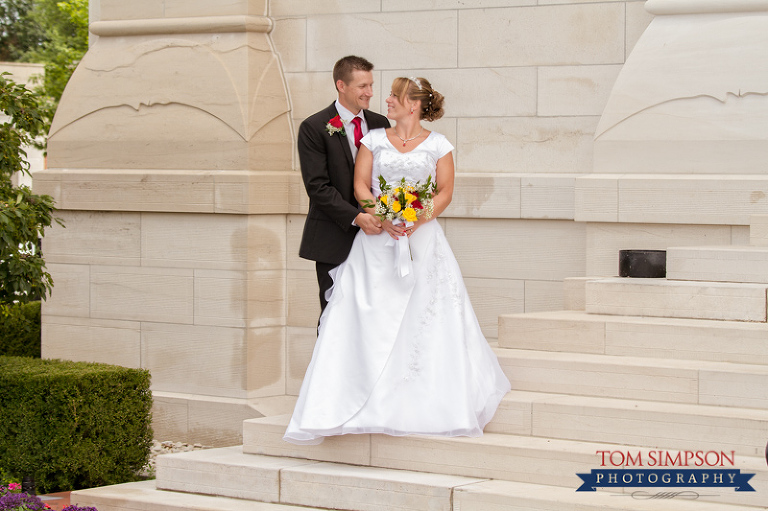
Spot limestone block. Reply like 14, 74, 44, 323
193, 270, 284, 328
520, 175, 576, 220
142, 322, 249, 396
271, 17, 306, 74
271, 0, 381, 16
586, 278, 768, 322
625, 0, 655, 58
306, 12, 458, 72
595, 10, 768, 176
41, 211, 141, 266
700, 369, 768, 409
33, 169, 216, 213
604, 316, 768, 365
458, 3, 625, 67
370, 433, 597, 487
464, 277, 524, 339
91, 266, 194, 323
617, 175, 768, 225
70, 480, 330, 511
286, 215, 314, 271
246, 327, 286, 398
141, 213, 286, 271
444, 174, 521, 219
497, 348, 699, 403
483, 392, 536, 436
281, 462, 484, 511
287, 270, 320, 328
187, 397, 264, 446
156, 447, 305, 503
538, 65, 622, 117
151, 393, 190, 442
585, 222, 733, 277
214, 171, 304, 215
749, 214, 768, 246
497, 311, 605, 354
523, 280, 564, 313
43, 263, 90, 318
445, 218, 586, 281
41, 316, 141, 367
382, 68, 536, 118
563, 276, 607, 311
733, 224, 750, 244
242, 415, 371, 466
287, 327, 317, 396
667, 245, 768, 284
99, 0, 268, 20
48, 29, 292, 172
285, 72, 335, 124
533, 395, 768, 457
574, 175, 619, 223
384, 0, 535, 10
457, 117, 598, 174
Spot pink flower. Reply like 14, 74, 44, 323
8, 483, 21, 491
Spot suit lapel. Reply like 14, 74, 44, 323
327, 104, 354, 168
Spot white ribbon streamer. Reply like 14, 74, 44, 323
385, 220, 414, 277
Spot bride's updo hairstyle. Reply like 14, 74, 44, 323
391, 76, 444, 122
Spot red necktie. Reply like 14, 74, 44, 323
351, 117, 363, 149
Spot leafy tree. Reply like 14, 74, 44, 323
0, 0, 37, 61
0, 72, 60, 310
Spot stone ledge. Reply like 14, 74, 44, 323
575, 174, 768, 225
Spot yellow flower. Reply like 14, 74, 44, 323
392, 200, 402, 213
380, 195, 388, 204
403, 207, 417, 222
404, 192, 417, 205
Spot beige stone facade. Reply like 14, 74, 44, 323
35, 0, 768, 445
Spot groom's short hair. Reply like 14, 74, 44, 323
333, 55, 374, 90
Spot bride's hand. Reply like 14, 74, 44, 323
382, 220, 406, 239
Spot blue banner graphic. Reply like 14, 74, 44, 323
576, 469, 755, 492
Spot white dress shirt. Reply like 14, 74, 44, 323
335, 100, 368, 161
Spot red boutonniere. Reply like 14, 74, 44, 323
325, 115, 346, 137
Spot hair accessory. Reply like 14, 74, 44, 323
409, 77, 422, 90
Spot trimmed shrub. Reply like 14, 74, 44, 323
0, 302, 41, 358
0, 357, 152, 494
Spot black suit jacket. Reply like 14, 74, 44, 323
298, 103, 390, 265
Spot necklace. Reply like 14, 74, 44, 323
394, 128, 424, 147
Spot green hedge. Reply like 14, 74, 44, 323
0, 302, 41, 358
0, 357, 153, 494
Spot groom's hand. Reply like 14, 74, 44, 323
356, 212, 383, 235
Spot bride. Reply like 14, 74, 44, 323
283, 76, 511, 445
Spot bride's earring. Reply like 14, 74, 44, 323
410, 108, 414, 115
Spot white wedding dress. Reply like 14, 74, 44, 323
284, 128, 511, 445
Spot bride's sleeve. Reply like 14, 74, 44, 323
436, 134, 454, 159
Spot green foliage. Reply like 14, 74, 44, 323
0, 301, 40, 357
0, 357, 153, 494
21, 0, 89, 112
0, 0, 37, 61
0, 72, 61, 308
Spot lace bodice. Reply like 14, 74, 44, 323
361, 129, 454, 196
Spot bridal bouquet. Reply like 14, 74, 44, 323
361, 175, 437, 224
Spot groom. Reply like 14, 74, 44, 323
298, 55, 391, 314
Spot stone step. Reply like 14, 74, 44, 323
494, 348, 768, 408
491, 391, 768, 458
241, 415, 768, 508
69, 479, 327, 511
155, 446, 485, 511
498, 310, 768, 365
71, 459, 765, 511
667, 245, 768, 284
585, 277, 768, 322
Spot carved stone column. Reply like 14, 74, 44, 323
35, 0, 300, 445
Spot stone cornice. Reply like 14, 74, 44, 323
646, 0, 768, 15
89, 15, 273, 37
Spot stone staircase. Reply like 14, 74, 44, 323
69, 226, 768, 510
